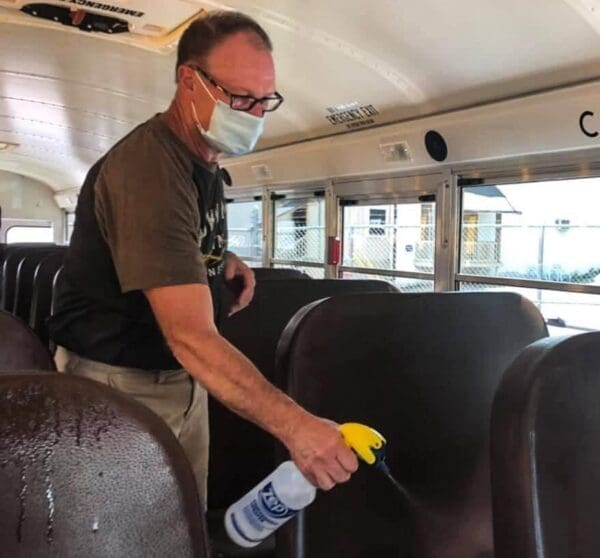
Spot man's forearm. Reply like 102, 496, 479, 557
169, 329, 308, 446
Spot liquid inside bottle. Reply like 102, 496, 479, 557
224, 460, 317, 548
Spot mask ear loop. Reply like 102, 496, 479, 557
194, 70, 218, 102
191, 71, 218, 134
191, 100, 206, 132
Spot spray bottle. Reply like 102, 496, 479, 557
224, 422, 389, 548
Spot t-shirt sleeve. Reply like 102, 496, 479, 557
94, 136, 207, 293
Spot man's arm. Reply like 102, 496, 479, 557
145, 283, 358, 490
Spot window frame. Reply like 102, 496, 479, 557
339, 198, 437, 288
269, 186, 329, 275
222, 155, 600, 333
333, 173, 447, 289
4, 221, 54, 244
454, 171, 600, 334
226, 196, 265, 267
455, 176, 600, 296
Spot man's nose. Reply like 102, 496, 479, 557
249, 103, 265, 118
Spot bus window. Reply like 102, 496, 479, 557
227, 200, 263, 266
341, 202, 435, 292
6, 225, 53, 244
273, 196, 326, 277
458, 178, 600, 334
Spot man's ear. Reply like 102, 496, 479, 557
178, 66, 195, 93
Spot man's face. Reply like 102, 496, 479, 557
186, 32, 277, 129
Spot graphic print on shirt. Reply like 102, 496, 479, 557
195, 166, 227, 277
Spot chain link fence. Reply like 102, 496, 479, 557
460, 224, 600, 284
273, 225, 325, 263
228, 226, 263, 260
342, 224, 434, 273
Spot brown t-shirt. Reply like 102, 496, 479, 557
49, 115, 228, 370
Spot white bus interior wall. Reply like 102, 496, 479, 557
0, 170, 64, 243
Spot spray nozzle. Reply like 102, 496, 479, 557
339, 423, 387, 466
340, 423, 412, 502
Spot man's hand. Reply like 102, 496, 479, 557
284, 413, 359, 491
224, 252, 256, 315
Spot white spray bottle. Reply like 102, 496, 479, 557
224, 422, 387, 548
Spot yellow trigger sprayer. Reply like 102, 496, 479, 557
340, 423, 408, 497
340, 422, 386, 465
225, 422, 400, 548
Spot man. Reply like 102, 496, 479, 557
49, 11, 358, 505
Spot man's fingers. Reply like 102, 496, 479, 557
337, 447, 359, 473
228, 303, 241, 317
299, 466, 333, 491
301, 469, 319, 489
314, 469, 336, 491
325, 459, 352, 484
243, 267, 256, 289
224, 258, 255, 312
224, 264, 235, 281
239, 284, 255, 308
228, 284, 254, 316
286, 415, 360, 492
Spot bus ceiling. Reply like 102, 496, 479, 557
0, 1, 203, 39
0, 1, 599, 190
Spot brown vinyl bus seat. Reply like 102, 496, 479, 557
491, 332, 600, 558
0, 243, 55, 268
0, 373, 209, 558
14, 247, 66, 324
208, 279, 397, 557
0, 309, 55, 371
251, 268, 311, 281
274, 292, 548, 558
29, 251, 66, 345
0, 244, 57, 313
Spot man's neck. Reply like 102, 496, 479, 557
163, 101, 220, 164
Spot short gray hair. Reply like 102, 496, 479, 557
176, 11, 272, 80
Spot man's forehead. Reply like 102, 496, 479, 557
204, 32, 275, 86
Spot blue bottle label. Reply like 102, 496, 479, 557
231, 481, 302, 544
258, 482, 298, 519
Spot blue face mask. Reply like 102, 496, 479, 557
192, 73, 265, 156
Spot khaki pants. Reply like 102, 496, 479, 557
58, 348, 209, 507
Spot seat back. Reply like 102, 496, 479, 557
0, 373, 209, 557
0, 242, 53, 269
252, 268, 311, 281
275, 292, 548, 558
0, 310, 55, 371
29, 251, 66, 344
14, 247, 66, 323
209, 279, 397, 511
1, 248, 29, 311
491, 332, 600, 558
1, 245, 56, 312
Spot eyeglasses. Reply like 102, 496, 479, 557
191, 66, 284, 113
